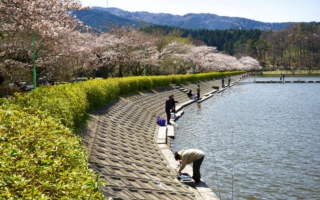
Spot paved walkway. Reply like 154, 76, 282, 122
83, 75, 243, 200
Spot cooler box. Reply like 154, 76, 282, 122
177, 173, 195, 188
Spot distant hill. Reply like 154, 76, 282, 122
94, 7, 295, 31
73, 9, 141, 32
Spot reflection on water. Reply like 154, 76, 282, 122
174, 78, 320, 199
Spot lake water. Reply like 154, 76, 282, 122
173, 77, 320, 200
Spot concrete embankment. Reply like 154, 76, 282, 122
84, 75, 242, 200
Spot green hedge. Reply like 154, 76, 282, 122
78, 79, 119, 112
171, 71, 244, 84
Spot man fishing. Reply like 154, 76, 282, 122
174, 149, 205, 183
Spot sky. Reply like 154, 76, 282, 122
80, 0, 320, 23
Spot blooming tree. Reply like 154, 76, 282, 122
238, 56, 262, 71
0, 0, 89, 83
0, 0, 85, 37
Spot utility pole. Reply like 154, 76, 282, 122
192, 60, 194, 74
143, 45, 146, 76
32, 31, 37, 89
174, 61, 177, 74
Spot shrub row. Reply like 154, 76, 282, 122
115, 76, 172, 95
170, 71, 243, 84
0, 71, 244, 199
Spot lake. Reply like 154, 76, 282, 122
173, 77, 320, 200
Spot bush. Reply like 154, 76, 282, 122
11, 84, 88, 129
115, 77, 139, 95
171, 75, 182, 85
78, 79, 119, 112
0, 105, 104, 199
135, 76, 153, 90
150, 76, 172, 88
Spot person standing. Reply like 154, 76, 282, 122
174, 149, 205, 183
222, 78, 225, 88
228, 77, 231, 86
165, 95, 173, 125
282, 74, 285, 82
196, 84, 201, 100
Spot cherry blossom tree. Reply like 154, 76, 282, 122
0, 0, 85, 37
238, 56, 262, 71
0, 0, 88, 84
84, 27, 159, 77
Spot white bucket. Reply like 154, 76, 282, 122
171, 113, 176, 119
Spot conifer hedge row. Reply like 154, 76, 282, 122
0, 71, 243, 199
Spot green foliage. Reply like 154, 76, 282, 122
135, 76, 154, 90
78, 79, 119, 112
149, 76, 172, 88
0, 105, 104, 199
171, 75, 182, 85
114, 77, 139, 95
141, 25, 264, 53
11, 84, 88, 129
171, 71, 243, 84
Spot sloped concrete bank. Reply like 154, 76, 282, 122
83, 75, 242, 200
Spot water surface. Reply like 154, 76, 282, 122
174, 78, 320, 199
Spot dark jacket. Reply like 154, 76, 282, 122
165, 99, 173, 112
170, 98, 178, 108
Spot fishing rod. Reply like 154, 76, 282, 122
232, 128, 234, 200
211, 138, 222, 200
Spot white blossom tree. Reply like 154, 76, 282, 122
0, 0, 88, 84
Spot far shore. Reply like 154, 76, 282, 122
251, 70, 320, 76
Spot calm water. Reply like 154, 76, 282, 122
173, 77, 320, 200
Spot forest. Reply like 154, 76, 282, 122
142, 23, 320, 72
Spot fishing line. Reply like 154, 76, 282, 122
211, 138, 222, 200
231, 128, 234, 200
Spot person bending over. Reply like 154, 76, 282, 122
174, 149, 205, 183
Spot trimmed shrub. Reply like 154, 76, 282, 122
150, 76, 172, 88
78, 79, 119, 111
0, 105, 104, 199
11, 84, 88, 129
136, 76, 153, 90
171, 75, 182, 85
115, 77, 139, 95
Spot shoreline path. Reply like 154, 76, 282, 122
83, 75, 243, 200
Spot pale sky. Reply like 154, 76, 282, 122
80, 0, 320, 23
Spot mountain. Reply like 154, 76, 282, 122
94, 7, 295, 31
73, 9, 141, 32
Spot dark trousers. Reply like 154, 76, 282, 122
166, 110, 171, 124
197, 93, 200, 99
193, 156, 204, 182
